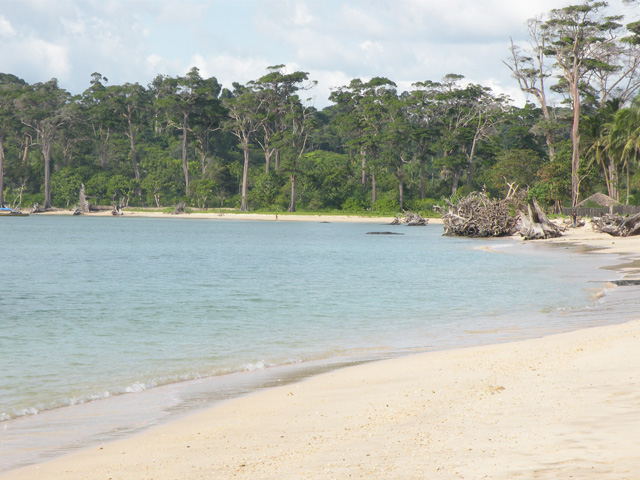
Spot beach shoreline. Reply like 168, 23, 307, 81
31, 208, 407, 224
2, 220, 640, 479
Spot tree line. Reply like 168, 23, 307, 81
1, 0, 640, 215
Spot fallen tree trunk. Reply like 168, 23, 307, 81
443, 192, 564, 240
391, 211, 429, 226
517, 198, 564, 240
592, 212, 640, 237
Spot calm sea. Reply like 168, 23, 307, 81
0, 215, 636, 471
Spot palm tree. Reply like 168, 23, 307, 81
610, 96, 640, 204
583, 99, 622, 202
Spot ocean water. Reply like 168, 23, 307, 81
0, 215, 637, 471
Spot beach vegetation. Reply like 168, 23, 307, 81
0, 1, 639, 216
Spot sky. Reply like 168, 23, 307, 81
0, 0, 638, 108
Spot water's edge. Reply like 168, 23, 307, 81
1, 231, 638, 474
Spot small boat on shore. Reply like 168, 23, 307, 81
0, 207, 29, 217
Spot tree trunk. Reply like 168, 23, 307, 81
361, 150, 366, 185
197, 131, 208, 175
22, 136, 29, 164
288, 174, 296, 212
626, 162, 630, 205
420, 157, 426, 199
371, 172, 376, 207
200, 148, 207, 176
451, 169, 460, 196
97, 126, 110, 169
126, 111, 140, 184
540, 101, 556, 162
43, 139, 52, 209
265, 149, 272, 173
181, 114, 190, 193
397, 164, 404, 210
570, 75, 581, 208
240, 143, 250, 212
608, 160, 619, 202
0, 135, 4, 208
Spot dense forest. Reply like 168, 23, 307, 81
1, 0, 640, 215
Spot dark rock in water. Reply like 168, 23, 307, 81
366, 231, 405, 235
610, 280, 640, 286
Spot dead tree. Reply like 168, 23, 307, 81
111, 204, 123, 216
391, 211, 429, 226
173, 202, 186, 215
517, 197, 564, 240
443, 192, 523, 237
592, 212, 640, 236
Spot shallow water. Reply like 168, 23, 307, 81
0, 216, 637, 471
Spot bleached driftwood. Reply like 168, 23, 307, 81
517, 198, 564, 240
592, 212, 640, 237
391, 211, 429, 226
443, 192, 521, 237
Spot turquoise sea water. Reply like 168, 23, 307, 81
0, 215, 637, 471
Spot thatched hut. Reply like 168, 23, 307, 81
577, 193, 620, 208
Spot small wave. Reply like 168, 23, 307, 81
125, 382, 153, 393
243, 360, 268, 371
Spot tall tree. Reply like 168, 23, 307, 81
610, 94, 640, 202
80, 73, 116, 169
253, 65, 316, 172
404, 81, 442, 200
583, 99, 623, 200
110, 82, 151, 188
541, 0, 626, 206
154, 68, 225, 192
0, 74, 26, 208
505, 17, 559, 161
191, 76, 227, 176
223, 83, 265, 211
15, 79, 71, 209
329, 77, 397, 206
432, 75, 495, 196
278, 95, 316, 212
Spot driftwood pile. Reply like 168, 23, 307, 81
173, 202, 186, 215
443, 192, 565, 240
442, 192, 521, 237
72, 183, 91, 215
112, 204, 123, 216
592, 212, 640, 237
391, 211, 429, 226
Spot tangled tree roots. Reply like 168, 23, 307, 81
592, 212, 640, 237
443, 192, 523, 237
173, 202, 186, 215
516, 198, 564, 240
391, 211, 429, 226
443, 192, 564, 240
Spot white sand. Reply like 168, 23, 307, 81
3, 220, 640, 480
35, 208, 403, 224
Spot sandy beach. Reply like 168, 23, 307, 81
34, 208, 403, 224
3, 219, 639, 479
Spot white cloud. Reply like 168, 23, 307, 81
337, 4, 387, 37
60, 16, 86, 36
0, 0, 636, 109
0, 15, 16, 37
185, 53, 272, 90
292, 3, 314, 26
